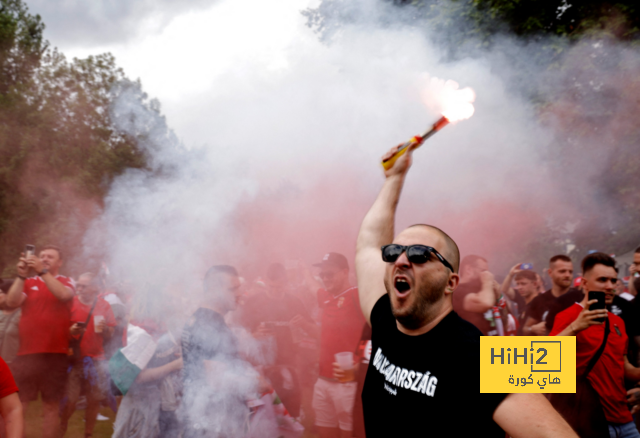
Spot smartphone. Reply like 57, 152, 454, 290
75, 322, 86, 329
520, 263, 533, 270
25, 244, 35, 257
588, 291, 606, 323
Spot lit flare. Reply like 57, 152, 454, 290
382, 78, 475, 170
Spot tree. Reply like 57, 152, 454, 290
0, 0, 150, 276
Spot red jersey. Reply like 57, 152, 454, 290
317, 287, 366, 379
551, 303, 632, 424
70, 296, 116, 359
18, 275, 75, 355
0, 357, 17, 399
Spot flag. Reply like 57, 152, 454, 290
108, 324, 157, 395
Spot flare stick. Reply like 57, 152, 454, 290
381, 116, 450, 170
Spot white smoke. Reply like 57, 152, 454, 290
76, 0, 639, 432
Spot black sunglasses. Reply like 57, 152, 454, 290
381, 244, 454, 272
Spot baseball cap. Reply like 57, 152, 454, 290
313, 253, 349, 271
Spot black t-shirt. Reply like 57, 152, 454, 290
542, 288, 583, 331
516, 299, 536, 336
527, 288, 577, 327
181, 308, 248, 436
181, 308, 239, 391
452, 279, 492, 335
362, 295, 507, 437
240, 291, 312, 365
609, 295, 637, 337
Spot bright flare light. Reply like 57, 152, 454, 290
427, 77, 476, 122
381, 77, 476, 170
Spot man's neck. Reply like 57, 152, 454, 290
329, 282, 351, 296
79, 295, 96, 306
396, 301, 453, 336
550, 284, 569, 298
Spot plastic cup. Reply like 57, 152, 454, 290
94, 315, 105, 333
335, 352, 354, 382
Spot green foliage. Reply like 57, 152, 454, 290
0, 0, 149, 275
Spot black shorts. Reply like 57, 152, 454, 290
12, 353, 68, 403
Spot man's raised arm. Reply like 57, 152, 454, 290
356, 144, 413, 325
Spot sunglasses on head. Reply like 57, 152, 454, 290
381, 244, 454, 272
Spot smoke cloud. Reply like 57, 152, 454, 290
66, 0, 640, 433
75, 0, 640, 286
27, 0, 218, 47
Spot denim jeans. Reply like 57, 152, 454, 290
609, 421, 640, 438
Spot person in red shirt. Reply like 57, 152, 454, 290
5, 245, 75, 438
311, 253, 366, 438
551, 252, 640, 438
60, 272, 116, 438
0, 356, 22, 438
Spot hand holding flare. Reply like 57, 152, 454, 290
382, 79, 475, 170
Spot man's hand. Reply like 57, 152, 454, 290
570, 300, 607, 333
627, 388, 640, 415
332, 362, 354, 382
530, 321, 548, 336
290, 314, 306, 331
356, 144, 415, 325
480, 271, 495, 287
254, 322, 274, 339
25, 255, 44, 274
70, 323, 85, 337
382, 143, 413, 178
96, 319, 108, 335
16, 254, 28, 278
508, 263, 523, 277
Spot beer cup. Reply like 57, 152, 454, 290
335, 352, 355, 383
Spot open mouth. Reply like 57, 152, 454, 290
394, 277, 411, 298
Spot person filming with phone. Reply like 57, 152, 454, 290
550, 252, 640, 438
5, 245, 75, 438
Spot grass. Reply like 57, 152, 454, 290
25, 397, 115, 438
25, 389, 320, 438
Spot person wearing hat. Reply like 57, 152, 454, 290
311, 253, 367, 438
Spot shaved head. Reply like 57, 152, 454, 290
406, 224, 460, 273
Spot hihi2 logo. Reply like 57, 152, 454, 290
480, 337, 576, 393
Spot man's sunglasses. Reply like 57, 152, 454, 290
381, 244, 454, 272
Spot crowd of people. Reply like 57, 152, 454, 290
0, 143, 639, 438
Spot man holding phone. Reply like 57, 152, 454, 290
551, 252, 640, 438
5, 245, 75, 438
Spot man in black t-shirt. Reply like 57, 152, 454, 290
522, 255, 577, 335
181, 264, 252, 438
354, 144, 577, 437
452, 255, 501, 335
510, 270, 540, 334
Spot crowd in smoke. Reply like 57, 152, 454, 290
1, 0, 640, 436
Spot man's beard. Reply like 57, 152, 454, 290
385, 275, 448, 330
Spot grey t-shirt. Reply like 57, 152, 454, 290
0, 309, 21, 363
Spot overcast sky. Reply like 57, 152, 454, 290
27, 0, 313, 146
